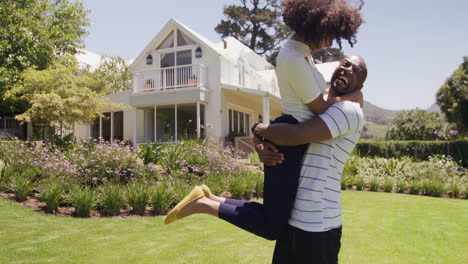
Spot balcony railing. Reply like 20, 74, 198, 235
133, 64, 207, 93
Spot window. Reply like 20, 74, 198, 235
177, 30, 195, 46
113, 112, 123, 141
156, 105, 176, 142
229, 108, 251, 136
177, 104, 197, 140
157, 31, 175, 49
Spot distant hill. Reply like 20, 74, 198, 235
427, 103, 442, 113
362, 100, 399, 125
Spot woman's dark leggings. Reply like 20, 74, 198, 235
218, 115, 308, 240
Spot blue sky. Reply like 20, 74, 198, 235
79, 0, 468, 110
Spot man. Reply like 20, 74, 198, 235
254, 55, 368, 264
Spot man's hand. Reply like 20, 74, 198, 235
255, 139, 284, 166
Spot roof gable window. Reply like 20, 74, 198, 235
177, 30, 195, 46
157, 31, 175, 49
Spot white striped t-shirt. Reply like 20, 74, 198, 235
276, 39, 327, 122
289, 101, 364, 232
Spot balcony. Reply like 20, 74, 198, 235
133, 64, 208, 93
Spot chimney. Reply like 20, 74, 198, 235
223, 39, 228, 49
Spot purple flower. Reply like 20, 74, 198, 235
92, 177, 98, 181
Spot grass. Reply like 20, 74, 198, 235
1, 191, 467, 264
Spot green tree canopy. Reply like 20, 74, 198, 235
436, 56, 468, 134
0, 0, 90, 115
312, 48, 345, 63
386, 109, 447, 141
82, 56, 133, 95
7, 56, 126, 142
215, 0, 291, 65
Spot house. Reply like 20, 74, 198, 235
73, 19, 339, 145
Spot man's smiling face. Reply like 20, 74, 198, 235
331, 56, 367, 96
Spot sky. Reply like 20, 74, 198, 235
79, 0, 468, 111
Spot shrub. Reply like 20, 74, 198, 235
396, 180, 407, 193
98, 184, 127, 216
67, 187, 96, 217
229, 177, 245, 199
367, 177, 380, 192
7, 172, 36, 202
254, 175, 264, 198
127, 181, 150, 215
248, 152, 260, 165
150, 184, 173, 215
37, 181, 65, 213
385, 109, 445, 141
381, 179, 394, 193
446, 180, 461, 198
408, 181, 422, 195
355, 140, 468, 167
422, 180, 445, 197
354, 176, 366, 191
139, 143, 163, 164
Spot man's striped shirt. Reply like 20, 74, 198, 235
288, 101, 364, 232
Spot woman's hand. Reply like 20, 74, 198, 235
255, 139, 284, 166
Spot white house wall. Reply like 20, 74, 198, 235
221, 89, 282, 138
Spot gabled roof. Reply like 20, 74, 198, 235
216, 37, 274, 70
129, 19, 223, 70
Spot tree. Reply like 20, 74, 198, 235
83, 56, 133, 95
436, 57, 468, 134
0, 0, 90, 115
312, 48, 345, 63
7, 57, 126, 142
386, 109, 447, 141
215, 0, 291, 65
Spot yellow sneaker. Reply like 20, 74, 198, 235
164, 186, 204, 225
200, 184, 212, 198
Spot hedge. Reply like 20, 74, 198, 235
355, 140, 468, 167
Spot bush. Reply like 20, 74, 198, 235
139, 143, 163, 164
354, 176, 366, 191
37, 181, 65, 213
98, 184, 127, 216
396, 180, 407, 193
67, 187, 96, 217
229, 177, 246, 199
422, 180, 445, 197
385, 109, 446, 141
7, 171, 37, 202
367, 177, 380, 192
127, 181, 150, 215
408, 181, 422, 195
381, 179, 394, 193
355, 140, 468, 167
150, 184, 173, 215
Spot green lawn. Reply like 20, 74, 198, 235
1, 191, 466, 264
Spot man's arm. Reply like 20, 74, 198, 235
254, 117, 332, 146
255, 102, 363, 146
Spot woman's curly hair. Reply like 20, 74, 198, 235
282, 0, 364, 48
